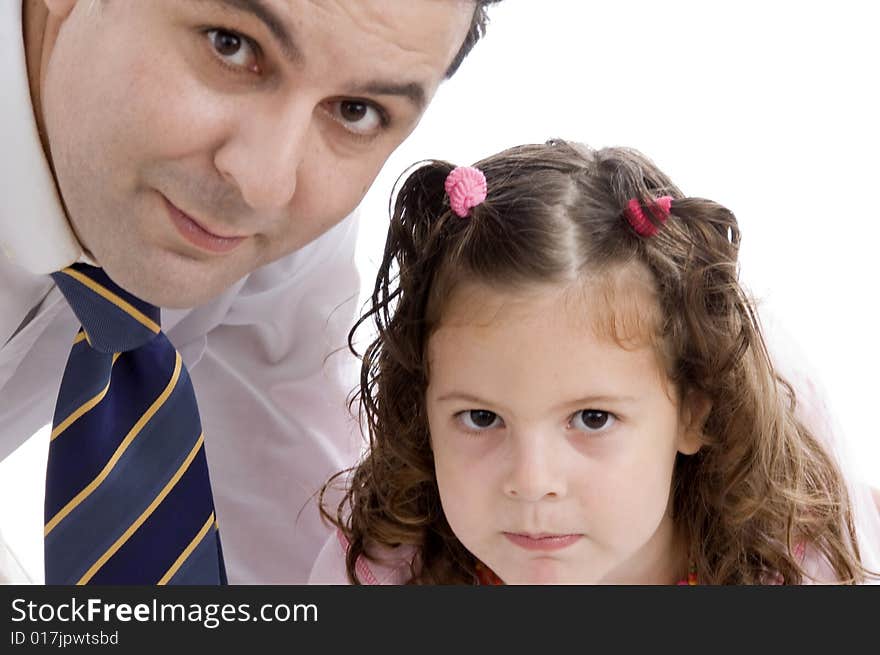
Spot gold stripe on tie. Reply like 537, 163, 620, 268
72, 331, 88, 346
60, 268, 161, 335
51, 353, 122, 441
44, 353, 183, 536
76, 433, 206, 585
158, 512, 216, 585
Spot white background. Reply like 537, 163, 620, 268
2, 0, 878, 579
354, 0, 880, 486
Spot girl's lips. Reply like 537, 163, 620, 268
163, 197, 247, 254
503, 532, 583, 552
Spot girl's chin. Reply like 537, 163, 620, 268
495, 561, 582, 585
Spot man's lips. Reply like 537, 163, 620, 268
503, 532, 583, 552
162, 196, 248, 254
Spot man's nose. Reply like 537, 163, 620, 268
213, 100, 313, 211
502, 432, 567, 502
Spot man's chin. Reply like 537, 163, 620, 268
146, 288, 226, 310
122, 281, 229, 310
98, 254, 243, 309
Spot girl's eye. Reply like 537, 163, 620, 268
457, 410, 502, 431
207, 28, 259, 72
324, 99, 386, 136
570, 410, 616, 433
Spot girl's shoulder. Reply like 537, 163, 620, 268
791, 497, 880, 585
795, 542, 838, 585
307, 528, 418, 585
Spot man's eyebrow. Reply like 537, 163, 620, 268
189, 1, 428, 110
191, 0, 301, 64
350, 81, 427, 112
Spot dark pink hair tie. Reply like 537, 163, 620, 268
624, 196, 673, 237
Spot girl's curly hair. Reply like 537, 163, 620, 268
321, 140, 869, 584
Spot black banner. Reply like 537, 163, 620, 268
1, 585, 869, 651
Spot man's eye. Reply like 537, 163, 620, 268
324, 100, 386, 136
570, 410, 616, 433
207, 29, 259, 72
457, 410, 502, 431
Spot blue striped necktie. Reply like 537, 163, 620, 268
45, 264, 226, 585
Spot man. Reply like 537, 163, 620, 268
0, 0, 498, 583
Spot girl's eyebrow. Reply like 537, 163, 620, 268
433, 392, 640, 408
557, 395, 639, 409
434, 392, 494, 405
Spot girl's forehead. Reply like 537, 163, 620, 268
438, 266, 662, 347
427, 270, 674, 405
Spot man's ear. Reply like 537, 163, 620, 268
42, 0, 77, 20
677, 390, 711, 455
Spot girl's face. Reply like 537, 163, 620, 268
426, 277, 705, 584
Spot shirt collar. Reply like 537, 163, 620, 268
0, 0, 87, 275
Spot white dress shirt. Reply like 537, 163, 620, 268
0, 0, 363, 584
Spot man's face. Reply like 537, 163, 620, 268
40, 0, 474, 307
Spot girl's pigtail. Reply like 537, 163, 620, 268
646, 196, 863, 583
331, 160, 479, 584
348, 160, 455, 438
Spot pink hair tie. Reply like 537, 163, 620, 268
624, 196, 673, 237
445, 166, 487, 218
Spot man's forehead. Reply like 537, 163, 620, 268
183, 0, 473, 56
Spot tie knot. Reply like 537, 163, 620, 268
51, 264, 161, 353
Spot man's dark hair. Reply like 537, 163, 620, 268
446, 1, 503, 78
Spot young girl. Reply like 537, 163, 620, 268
310, 140, 880, 584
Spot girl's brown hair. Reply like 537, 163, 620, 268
322, 140, 868, 584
